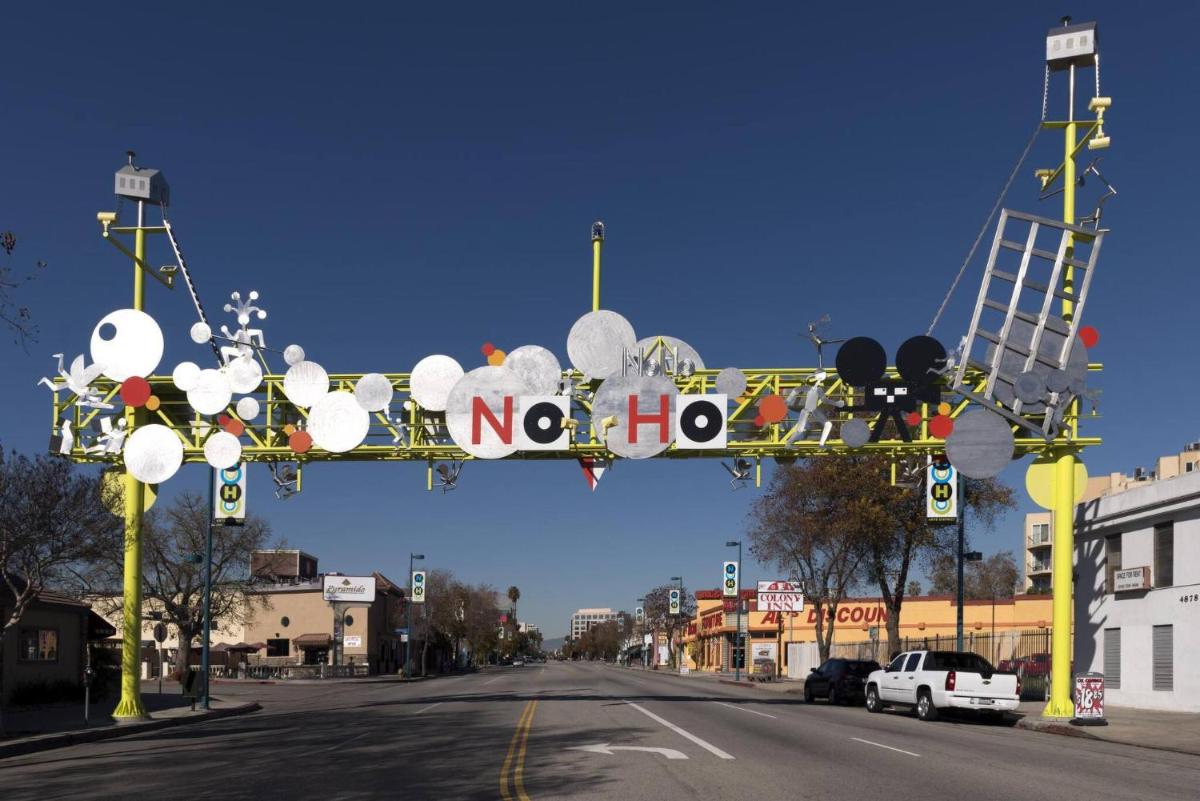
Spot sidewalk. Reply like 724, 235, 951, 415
0, 687, 259, 760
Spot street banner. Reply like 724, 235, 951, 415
322, 575, 376, 603
213, 463, 246, 525
411, 570, 427, 603
635, 606, 645, 624
927, 459, 958, 521
668, 588, 681, 615
723, 561, 738, 597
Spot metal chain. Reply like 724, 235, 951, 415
1094, 52, 1101, 98
160, 203, 223, 364
1042, 64, 1050, 121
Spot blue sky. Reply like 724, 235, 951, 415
2, 3, 1196, 638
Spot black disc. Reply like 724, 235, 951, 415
835, 337, 887, 387
895, 335, 947, 384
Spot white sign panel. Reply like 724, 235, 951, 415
675, 395, 727, 449
756, 579, 803, 612
343, 635, 362, 648
213, 463, 247, 525
722, 561, 738, 597
1113, 566, 1150, 593
668, 588, 681, 615
411, 570, 427, 603
927, 460, 958, 521
517, 396, 571, 451
322, 575, 376, 603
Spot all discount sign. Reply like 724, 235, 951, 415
756, 580, 804, 612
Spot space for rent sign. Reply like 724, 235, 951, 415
756, 580, 804, 612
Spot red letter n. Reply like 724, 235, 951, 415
627, 394, 670, 443
471, 396, 513, 445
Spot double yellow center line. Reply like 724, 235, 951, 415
500, 700, 538, 801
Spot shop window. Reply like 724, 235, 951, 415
1104, 534, 1122, 593
267, 638, 290, 657
18, 628, 58, 662
1154, 523, 1174, 587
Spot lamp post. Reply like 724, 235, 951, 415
406, 552, 424, 675
670, 576, 683, 671
637, 596, 646, 669
726, 541, 742, 681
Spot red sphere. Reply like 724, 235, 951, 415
904, 411, 922, 427
119, 376, 152, 408
289, 430, 313, 454
222, 417, 246, 437
929, 415, 954, 439
1079, 325, 1099, 349
481, 342, 496, 356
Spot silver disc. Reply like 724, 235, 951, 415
1014, 371, 1046, 405
283, 360, 329, 408
715, 367, 747, 397
591, 374, 678, 459
226, 356, 263, 394
841, 419, 870, 449
203, 430, 243, 470
987, 318, 1087, 413
633, 335, 706, 373
308, 391, 370, 453
124, 424, 183, 484
946, 408, 1015, 479
1046, 369, 1071, 394
187, 368, 233, 416
190, 321, 212, 345
410, 354, 465, 412
283, 344, 305, 366
444, 366, 531, 459
91, 308, 164, 381
236, 396, 261, 421
172, 361, 201, 392
505, 345, 563, 396
354, 373, 394, 412
566, 310, 637, 379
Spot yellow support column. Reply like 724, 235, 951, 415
1044, 450, 1076, 717
112, 206, 148, 721
591, 221, 603, 312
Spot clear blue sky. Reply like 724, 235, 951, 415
2, 3, 1196, 638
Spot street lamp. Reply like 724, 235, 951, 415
637, 597, 647, 669
670, 576, 683, 671
406, 553, 425, 675
726, 540, 742, 682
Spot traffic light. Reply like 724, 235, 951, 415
722, 561, 738, 598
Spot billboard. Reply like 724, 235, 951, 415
322, 575, 376, 603
756, 580, 804, 612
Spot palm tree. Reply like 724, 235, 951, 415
507, 585, 520, 615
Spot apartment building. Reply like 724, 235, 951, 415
569, 608, 620, 640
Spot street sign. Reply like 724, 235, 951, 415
668, 588, 681, 615
152, 623, 166, 643
1074, 673, 1106, 724
756, 580, 804, 612
722, 561, 738, 598
322, 575, 376, 603
343, 635, 362, 648
212, 463, 246, 525
411, 570, 427, 603
926, 459, 958, 521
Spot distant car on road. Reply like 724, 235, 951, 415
865, 650, 1020, 721
804, 658, 881, 705
512, 658, 525, 667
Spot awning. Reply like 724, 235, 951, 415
292, 633, 332, 647
87, 610, 117, 641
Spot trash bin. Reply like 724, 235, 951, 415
1072, 672, 1107, 726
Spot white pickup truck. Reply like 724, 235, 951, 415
864, 650, 1020, 721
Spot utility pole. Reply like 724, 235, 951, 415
200, 467, 215, 710
956, 472, 965, 652
726, 541, 742, 681
405, 552, 424, 675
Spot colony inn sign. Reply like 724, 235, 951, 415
322, 576, 376, 603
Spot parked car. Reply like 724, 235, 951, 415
864, 650, 1020, 721
804, 658, 881, 705
512, 658, 525, 667
998, 652, 1050, 677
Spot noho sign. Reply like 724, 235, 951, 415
756, 580, 804, 612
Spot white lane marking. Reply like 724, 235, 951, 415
624, 701, 735, 760
569, 743, 687, 760
850, 737, 921, 757
414, 702, 442, 714
714, 701, 777, 719
482, 676, 502, 685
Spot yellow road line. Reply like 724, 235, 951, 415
500, 700, 537, 801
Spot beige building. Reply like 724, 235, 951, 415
1023, 442, 1200, 592
570, 608, 620, 640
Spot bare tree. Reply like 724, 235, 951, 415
0, 447, 116, 729
87, 493, 275, 677
928, 550, 1020, 600
642, 584, 695, 668
748, 458, 887, 662
0, 231, 46, 347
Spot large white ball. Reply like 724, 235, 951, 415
90, 309, 164, 381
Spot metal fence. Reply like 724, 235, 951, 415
198, 663, 371, 680
829, 629, 1052, 700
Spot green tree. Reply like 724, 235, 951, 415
641, 584, 695, 668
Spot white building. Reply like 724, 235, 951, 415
570, 608, 619, 640
1075, 468, 1199, 711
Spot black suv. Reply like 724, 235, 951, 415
803, 658, 881, 705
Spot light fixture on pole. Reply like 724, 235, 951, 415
406, 552, 425, 675
726, 540, 743, 682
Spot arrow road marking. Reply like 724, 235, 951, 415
568, 743, 688, 760
850, 737, 921, 757
714, 701, 777, 719
624, 701, 735, 760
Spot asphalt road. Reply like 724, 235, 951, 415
1, 662, 1197, 800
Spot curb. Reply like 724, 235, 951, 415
0, 702, 261, 760
1013, 716, 1200, 757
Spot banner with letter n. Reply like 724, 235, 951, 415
213, 463, 247, 525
